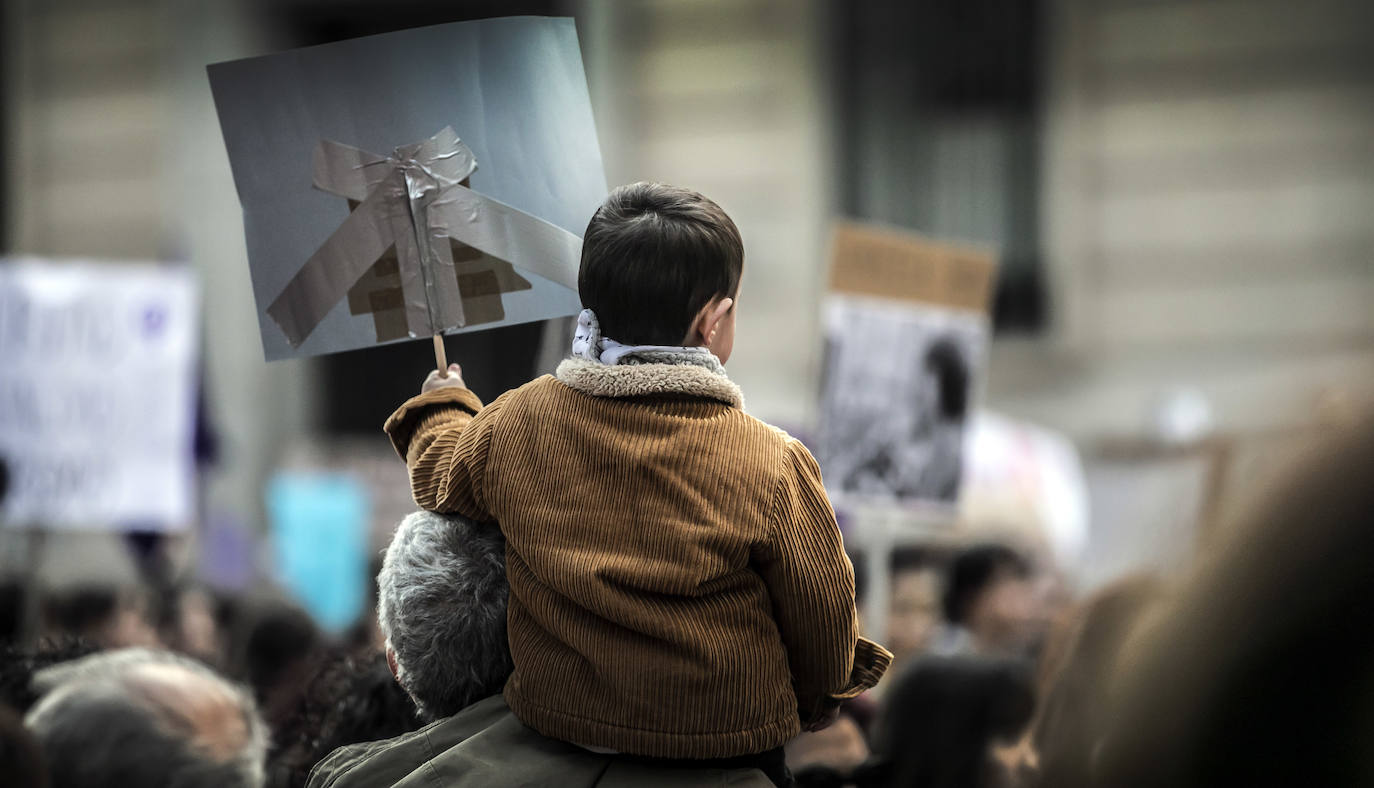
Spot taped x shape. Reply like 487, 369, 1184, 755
266, 126, 582, 348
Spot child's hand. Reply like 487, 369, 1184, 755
804, 703, 841, 733
422, 364, 467, 393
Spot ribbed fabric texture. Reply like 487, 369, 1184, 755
384, 373, 891, 759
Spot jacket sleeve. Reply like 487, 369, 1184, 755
382, 386, 507, 522
755, 438, 893, 725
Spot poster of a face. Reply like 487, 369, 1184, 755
818, 295, 987, 507
208, 17, 606, 361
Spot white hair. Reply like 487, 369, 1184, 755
378, 511, 511, 721
26, 648, 267, 788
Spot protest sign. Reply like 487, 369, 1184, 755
208, 17, 607, 361
818, 223, 997, 509
0, 259, 198, 529
266, 472, 369, 634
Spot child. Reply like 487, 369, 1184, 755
384, 183, 890, 784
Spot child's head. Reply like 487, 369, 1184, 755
579, 182, 743, 361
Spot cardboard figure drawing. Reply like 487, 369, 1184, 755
208, 17, 607, 361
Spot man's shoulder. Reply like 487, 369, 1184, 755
306, 695, 510, 788
393, 704, 773, 788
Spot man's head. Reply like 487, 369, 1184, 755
24, 648, 267, 788
578, 182, 743, 359
378, 511, 511, 722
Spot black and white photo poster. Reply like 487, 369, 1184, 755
818, 222, 996, 509
819, 296, 987, 506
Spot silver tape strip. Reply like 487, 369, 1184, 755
268, 126, 576, 347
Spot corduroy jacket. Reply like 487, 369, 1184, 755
384, 356, 891, 759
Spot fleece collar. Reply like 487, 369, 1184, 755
555, 357, 744, 409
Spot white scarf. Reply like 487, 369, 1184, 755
571, 308, 716, 366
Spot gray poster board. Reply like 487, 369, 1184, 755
208, 17, 606, 360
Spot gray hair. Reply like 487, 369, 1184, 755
378, 511, 511, 721
25, 648, 267, 788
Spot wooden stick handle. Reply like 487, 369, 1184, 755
433, 334, 448, 375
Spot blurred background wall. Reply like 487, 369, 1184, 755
2, 0, 1372, 589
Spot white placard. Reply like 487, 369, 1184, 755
0, 259, 199, 530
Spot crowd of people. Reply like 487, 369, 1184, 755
3, 181, 1371, 787
2, 408, 1371, 786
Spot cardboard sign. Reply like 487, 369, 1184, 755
818, 223, 997, 509
208, 17, 607, 361
828, 222, 997, 311
0, 259, 198, 529
267, 472, 369, 633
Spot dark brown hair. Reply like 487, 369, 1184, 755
578, 182, 743, 346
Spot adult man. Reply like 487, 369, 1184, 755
310, 511, 770, 787
24, 648, 268, 788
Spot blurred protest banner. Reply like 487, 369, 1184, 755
818, 222, 997, 510
208, 17, 607, 362
0, 259, 198, 530
266, 472, 369, 634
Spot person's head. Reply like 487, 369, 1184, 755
887, 548, 946, 665
0, 640, 100, 714
24, 648, 267, 788
264, 650, 420, 788
943, 544, 1037, 656
578, 182, 744, 360
242, 602, 320, 703
40, 585, 158, 650
873, 655, 1035, 788
922, 338, 971, 424
1030, 574, 1164, 788
377, 511, 512, 722
1090, 414, 1374, 787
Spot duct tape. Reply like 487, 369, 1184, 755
266, 126, 577, 348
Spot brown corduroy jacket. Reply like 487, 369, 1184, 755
384, 356, 891, 759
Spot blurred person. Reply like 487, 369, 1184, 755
170, 586, 228, 668
885, 547, 946, 670
0, 704, 47, 788
0, 580, 25, 645
0, 640, 99, 714
24, 647, 267, 788
936, 544, 1038, 658
1028, 574, 1164, 787
871, 656, 1035, 788
786, 709, 870, 786
386, 182, 889, 783
268, 650, 420, 788
242, 601, 324, 732
40, 585, 160, 649
1087, 415, 1374, 787
311, 510, 774, 788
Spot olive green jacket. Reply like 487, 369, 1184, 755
307, 694, 771, 788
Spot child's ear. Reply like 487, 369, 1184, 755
688, 297, 733, 346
